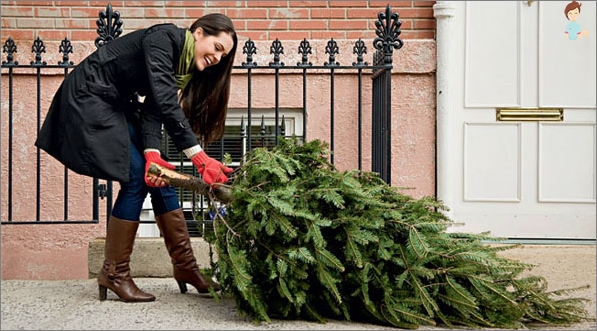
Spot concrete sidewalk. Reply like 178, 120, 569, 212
1, 245, 596, 330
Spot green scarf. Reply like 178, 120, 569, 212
175, 30, 195, 89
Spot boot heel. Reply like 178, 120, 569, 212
99, 285, 108, 300
177, 281, 188, 294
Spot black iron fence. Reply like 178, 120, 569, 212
1, 3, 402, 229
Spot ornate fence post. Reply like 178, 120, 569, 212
93, 3, 123, 221
95, 3, 123, 48
371, 4, 403, 184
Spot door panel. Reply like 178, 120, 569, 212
444, 1, 596, 239
463, 123, 521, 202
538, 123, 596, 202
539, 1, 596, 107
465, 2, 521, 106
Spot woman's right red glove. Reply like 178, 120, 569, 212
191, 151, 233, 186
144, 151, 175, 187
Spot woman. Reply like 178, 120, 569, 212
35, 13, 238, 302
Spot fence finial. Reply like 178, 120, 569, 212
95, 3, 123, 48
324, 38, 340, 67
30, 37, 47, 66
352, 39, 368, 67
2, 37, 18, 66
373, 4, 403, 65
58, 38, 74, 66
269, 38, 285, 67
242, 39, 257, 67
297, 38, 312, 67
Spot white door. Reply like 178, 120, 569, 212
436, 1, 596, 239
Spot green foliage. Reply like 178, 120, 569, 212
205, 136, 592, 329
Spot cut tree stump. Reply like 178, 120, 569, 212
146, 163, 231, 203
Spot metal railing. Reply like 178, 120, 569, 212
1, 3, 402, 227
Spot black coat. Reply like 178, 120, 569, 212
35, 24, 197, 182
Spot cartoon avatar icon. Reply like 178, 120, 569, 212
564, 1, 589, 40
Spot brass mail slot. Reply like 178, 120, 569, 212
496, 107, 563, 121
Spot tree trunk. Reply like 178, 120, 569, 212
146, 163, 231, 203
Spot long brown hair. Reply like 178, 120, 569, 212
180, 13, 238, 145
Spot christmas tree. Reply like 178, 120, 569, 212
203, 137, 592, 329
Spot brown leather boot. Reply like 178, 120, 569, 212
97, 216, 156, 302
155, 208, 220, 294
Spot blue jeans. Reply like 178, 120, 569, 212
111, 120, 180, 221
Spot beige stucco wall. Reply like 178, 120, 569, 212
1, 39, 436, 280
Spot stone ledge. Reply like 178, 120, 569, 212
88, 237, 215, 279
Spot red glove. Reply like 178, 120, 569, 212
191, 151, 233, 186
144, 151, 175, 187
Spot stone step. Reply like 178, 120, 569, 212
87, 237, 215, 279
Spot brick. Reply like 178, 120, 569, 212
89, 1, 125, 7
397, 8, 434, 19
370, 1, 413, 9
347, 8, 383, 19
122, 1, 164, 7
36, 7, 71, 17
8, 1, 52, 5
54, 1, 92, 6
270, 31, 312, 41
400, 30, 435, 39
311, 31, 345, 40
17, 18, 55, 29
71, 30, 100, 41
230, 19, 247, 30
204, 1, 243, 7
55, 19, 90, 29
1, 17, 17, 29
347, 31, 373, 40
165, 1, 207, 7
71, 7, 105, 18
413, 30, 435, 39
329, 1, 368, 7
289, 20, 327, 30
145, 8, 186, 18
413, 1, 435, 7
396, 19, 412, 30
122, 19, 155, 30
0, 6, 35, 17
37, 30, 71, 42
268, 8, 309, 19
311, 8, 345, 19
186, 8, 225, 18
289, 1, 328, 8
247, 1, 287, 8
227, 8, 267, 19
169, 19, 193, 28
239, 31, 267, 41
413, 19, 436, 30
112, 8, 144, 18
0, 29, 35, 43
329, 19, 368, 30
247, 20, 287, 30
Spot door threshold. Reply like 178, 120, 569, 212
482, 238, 596, 245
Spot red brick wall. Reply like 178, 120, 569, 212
0, 1, 436, 42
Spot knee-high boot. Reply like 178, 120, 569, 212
155, 208, 220, 294
97, 216, 156, 302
